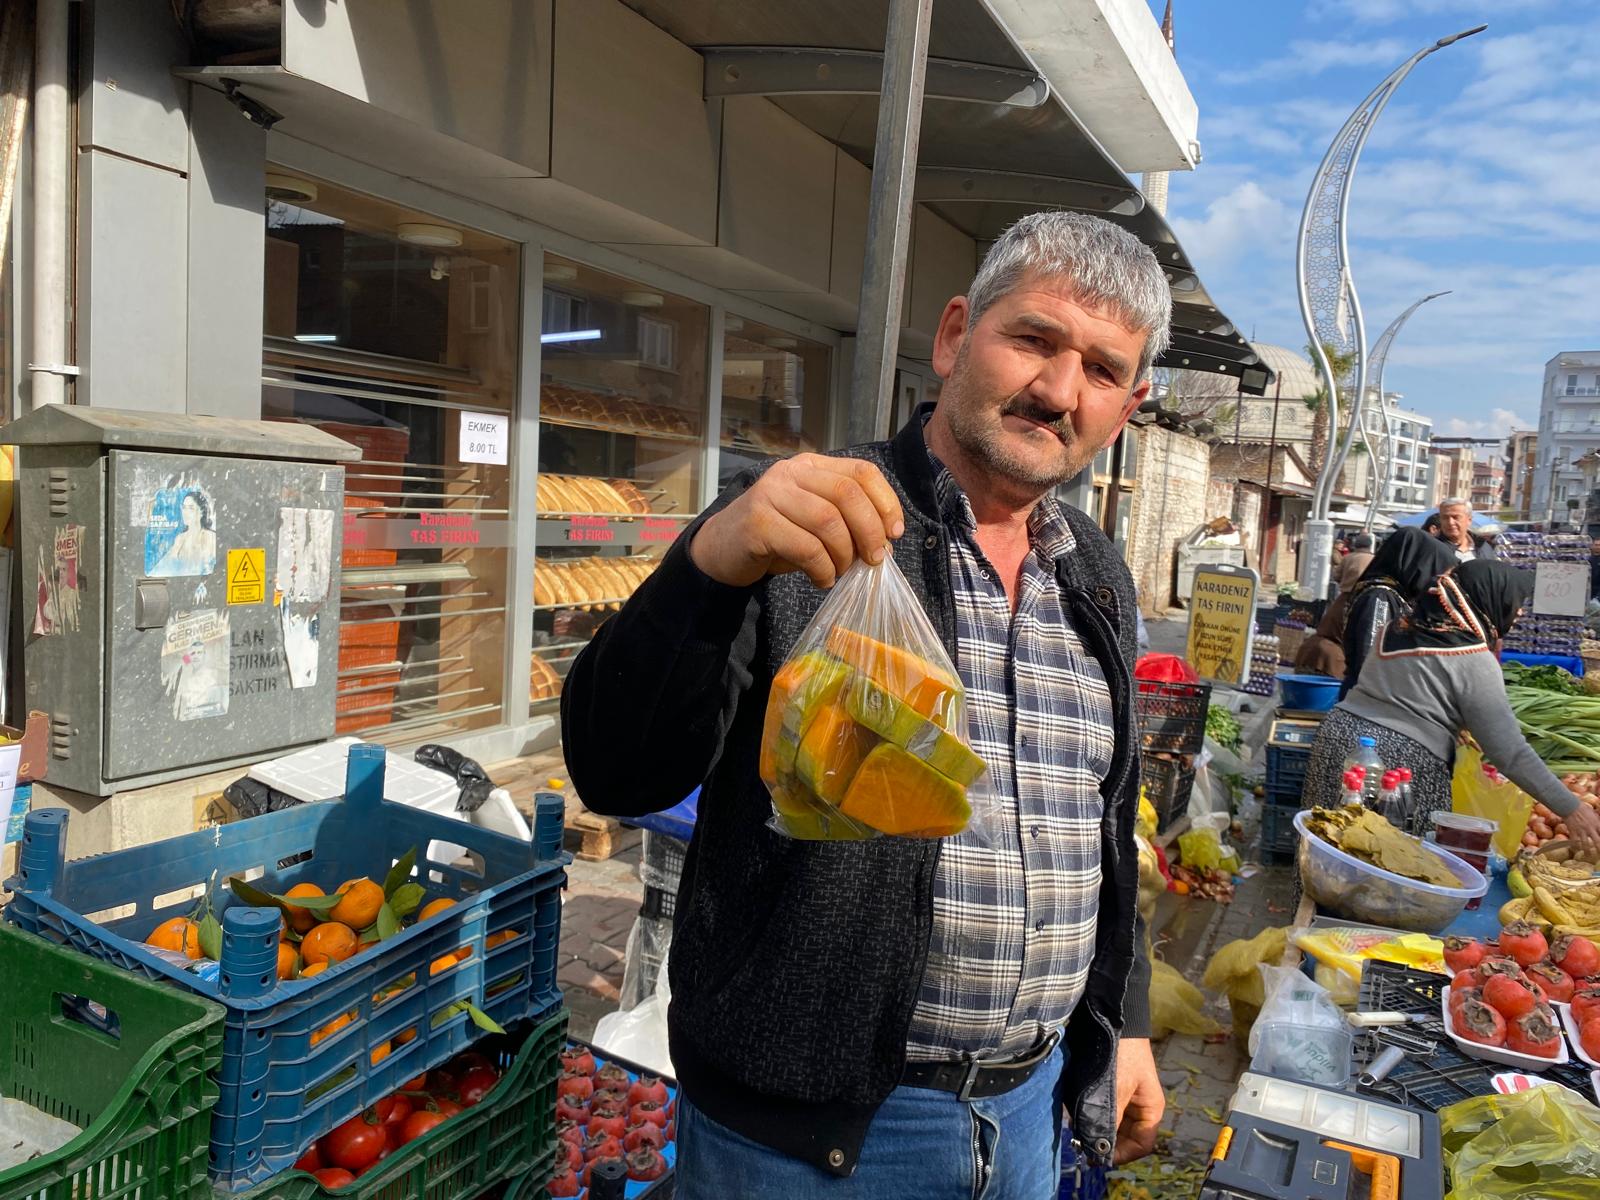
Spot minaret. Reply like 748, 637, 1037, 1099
1140, 1, 1176, 216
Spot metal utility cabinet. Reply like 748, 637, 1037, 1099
6, 408, 360, 795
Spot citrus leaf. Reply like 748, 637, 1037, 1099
197, 912, 223, 962
464, 1003, 504, 1034
272, 891, 342, 914
360, 925, 382, 944
384, 847, 418, 900
229, 876, 284, 911
389, 882, 426, 919
376, 902, 401, 941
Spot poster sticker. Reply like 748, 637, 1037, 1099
227, 548, 267, 605
459, 411, 509, 465
145, 483, 218, 577
33, 524, 85, 636
281, 607, 320, 689
159, 609, 230, 721
274, 508, 334, 602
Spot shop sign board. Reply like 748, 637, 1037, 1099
459, 411, 509, 465
1187, 564, 1258, 688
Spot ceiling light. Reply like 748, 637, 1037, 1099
294, 333, 338, 343
265, 172, 318, 203
397, 222, 463, 248
541, 329, 604, 344
622, 290, 664, 308
543, 263, 579, 283
724, 316, 745, 332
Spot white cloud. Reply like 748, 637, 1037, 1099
1309, 0, 1555, 24
1170, 181, 1293, 267
1218, 37, 1409, 84
1443, 408, 1532, 437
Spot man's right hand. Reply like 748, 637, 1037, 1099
690, 455, 906, 589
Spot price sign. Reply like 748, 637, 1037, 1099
1533, 560, 1587, 617
459, 411, 509, 465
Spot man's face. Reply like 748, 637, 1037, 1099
1439, 505, 1471, 544
1591, 538, 1600, 557
929, 272, 1151, 497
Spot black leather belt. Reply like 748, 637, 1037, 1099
901, 1028, 1063, 1101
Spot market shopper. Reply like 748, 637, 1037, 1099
563, 211, 1165, 1197
1302, 560, 1600, 854
1334, 532, 1375, 592
1336, 528, 1459, 698
1437, 498, 1496, 562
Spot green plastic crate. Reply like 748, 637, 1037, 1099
0, 922, 224, 1200
239, 1006, 567, 1200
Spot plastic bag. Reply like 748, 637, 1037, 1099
1248, 965, 1351, 1086
414, 743, 493, 813
1149, 958, 1222, 1039
1441, 1084, 1600, 1199
1293, 926, 1444, 990
592, 952, 674, 1079
1178, 825, 1240, 875
1452, 740, 1534, 861
1248, 964, 1344, 1056
759, 557, 997, 842
1202, 926, 1288, 1043
0, 1098, 80, 1171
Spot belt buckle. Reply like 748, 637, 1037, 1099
956, 1055, 983, 1103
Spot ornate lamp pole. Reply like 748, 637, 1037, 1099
1296, 25, 1485, 597
1364, 291, 1451, 532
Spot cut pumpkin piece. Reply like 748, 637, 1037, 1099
837, 743, 972, 837
759, 652, 850, 783
769, 783, 869, 840
844, 675, 986, 786
824, 628, 960, 727
794, 700, 877, 807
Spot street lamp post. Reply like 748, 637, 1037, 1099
1363, 291, 1451, 533
1295, 25, 1485, 598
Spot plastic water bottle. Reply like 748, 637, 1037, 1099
1342, 737, 1385, 806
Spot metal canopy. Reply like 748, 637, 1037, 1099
1, 405, 361, 461
621, 0, 1270, 394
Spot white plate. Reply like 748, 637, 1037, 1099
1560, 1004, 1600, 1069
1441, 986, 1571, 1070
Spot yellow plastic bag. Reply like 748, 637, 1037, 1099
1453, 740, 1533, 860
1293, 927, 1445, 991
1177, 826, 1241, 874
1149, 958, 1222, 1040
1202, 926, 1288, 1043
1441, 1085, 1600, 1199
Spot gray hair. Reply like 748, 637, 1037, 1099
966, 211, 1173, 381
1439, 497, 1471, 511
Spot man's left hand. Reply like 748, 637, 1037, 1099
1113, 1037, 1164, 1165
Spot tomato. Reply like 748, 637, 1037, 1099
560, 1047, 596, 1077
456, 1066, 500, 1108
1582, 1016, 1600, 1064
1506, 1008, 1562, 1058
427, 1068, 459, 1095
1443, 936, 1487, 974
1528, 962, 1576, 1004
431, 1097, 464, 1118
312, 1168, 355, 1190
588, 1112, 627, 1139
1498, 922, 1549, 969
583, 1132, 624, 1163
450, 1051, 496, 1076
626, 1146, 669, 1183
1455, 996, 1507, 1047
630, 1099, 669, 1128
1554, 934, 1600, 980
555, 1094, 591, 1126
355, 1144, 391, 1178
400, 1074, 429, 1093
294, 1145, 323, 1174
399, 1110, 449, 1146
1573, 986, 1600, 1027
627, 1074, 669, 1107
321, 1114, 388, 1173
624, 1121, 666, 1153
1483, 974, 1537, 1020
547, 1167, 580, 1198
556, 1072, 594, 1103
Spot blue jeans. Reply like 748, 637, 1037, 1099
674, 1045, 1067, 1199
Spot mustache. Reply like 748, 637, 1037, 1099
1000, 399, 1072, 442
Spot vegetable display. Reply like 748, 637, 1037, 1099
1505, 687, 1600, 775
1205, 704, 1243, 753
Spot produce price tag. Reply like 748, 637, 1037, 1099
458, 411, 509, 465
563, 516, 614, 544
1533, 560, 1587, 617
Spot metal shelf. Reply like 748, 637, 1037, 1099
539, 412, 700, 445
341, 563, 475, 587
533, 597, 631, 612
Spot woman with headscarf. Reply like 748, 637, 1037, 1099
1302, 560, 1600, 854
1338, 528, 1460, 698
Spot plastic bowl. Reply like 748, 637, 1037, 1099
1293, 809, 1487, 933
1276, 674, 1342, 713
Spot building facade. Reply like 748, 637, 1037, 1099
1506, 430, 1538, 519
1533, 350, 1600, 524
1470, 459, 1505, 514
1431, 444, 1477, 508
1360, 400, 1434, 513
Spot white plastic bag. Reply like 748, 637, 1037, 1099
759, 557, 997, 842
593, 953, 674, 1079
0, 1098, 80, 1171
1247, 965, 1352, 1086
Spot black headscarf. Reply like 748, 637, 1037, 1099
1350, 527, 1458, 603
1387, 559, 1534, 651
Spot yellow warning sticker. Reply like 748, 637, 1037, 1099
227, 548, 266, 605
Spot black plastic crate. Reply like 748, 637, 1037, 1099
1265, 743, 1311, 800
1141, 753, 1195, 832
1258, 801, 1300, 864
1134, 680, 1211, 755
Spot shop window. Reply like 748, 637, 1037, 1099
261, 174, 518, 740
531, 254, 711, 712
717, 317, 831, 488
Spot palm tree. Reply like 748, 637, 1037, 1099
1306, 341, 1358, 478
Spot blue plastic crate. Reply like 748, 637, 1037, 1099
4, 746, 567, 1191
1265, 743, 1311, 799
1260, 800, 1301, 863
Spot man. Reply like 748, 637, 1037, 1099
562, 211, 1163, 1197
1437, 497, 1495, 562
1334, 532, 1375, 592
1589, 537, 1600, 603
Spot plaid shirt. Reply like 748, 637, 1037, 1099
904, 458, 1114, 1061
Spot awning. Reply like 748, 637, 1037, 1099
620, 0, 1271, 394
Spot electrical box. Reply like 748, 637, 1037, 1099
7, 407, 361, 795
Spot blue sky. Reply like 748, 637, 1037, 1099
1157, 0, 1598, 442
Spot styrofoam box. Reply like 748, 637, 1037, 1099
1560, 1003, 1600, 1070
249, 738, 531, 858
1442, 986, 1571, 1070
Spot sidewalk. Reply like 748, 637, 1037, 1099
556, 841, 643, 1042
